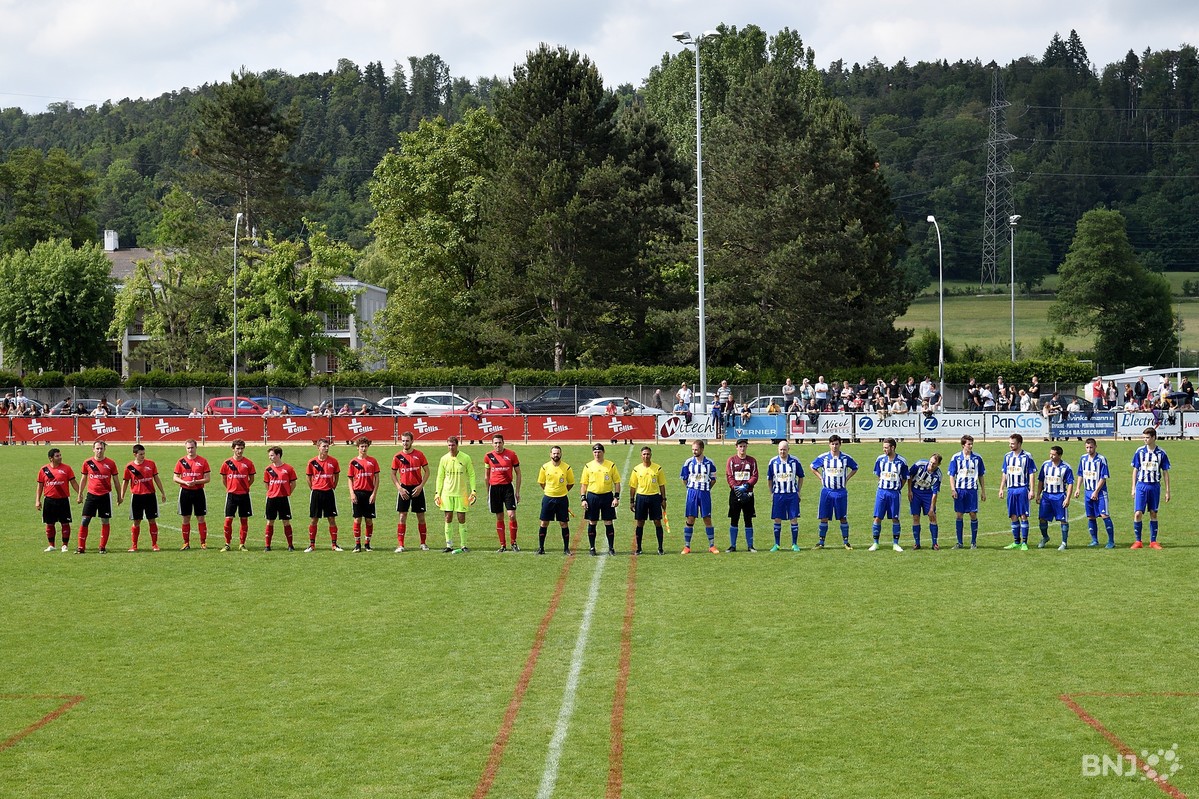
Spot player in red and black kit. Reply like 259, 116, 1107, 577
75, 440, 122, 554
305, 438, 341, 552
348, 437, 381, 552
122, 444, 167, 552
726, 438, 760, 552
35, 448, 78, 551
483, 433, 522, 552
219, 439, 256, 551
390, 431, 430, 552
263, 446, 298, 551
173, 439, 211, 550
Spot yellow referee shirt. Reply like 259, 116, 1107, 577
538, 461, 575, 498
580, 460, 621, 496
629, 462, 666, 497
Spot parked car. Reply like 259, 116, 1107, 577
118, 397, 191, 416
743, 395, 787, 413
1049, 394, 1094, 414
48, 398, 110, 416
447, 397, 519, 415
205, 396, 269, 415
394, 391, 470, 416
517, 388, 601, 415
377, 395, 410, 413
577, 397, 668, 416
249, 396, 310, 416
328, 396, 399, 415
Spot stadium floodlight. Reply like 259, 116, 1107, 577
927, 216, 945, 403
232, 212, 243, 415
673, 28, 720, 418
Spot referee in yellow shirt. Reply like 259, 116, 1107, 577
537, 446, 576, 555
629, 445, 667, 555
580, 443, 621, 555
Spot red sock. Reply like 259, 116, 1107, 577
397, 523, 406, 547
78, 525, 88, 551
496, 520, 506, 545
353, 520, 361, 542
100, 524, 111, 550
198, 521, 208, 545
509, 519, 518, 544
418, 523, 427, 544
308, 524, 317, 545
283, 524, 293, 546
365, 522, 372, 543
239, 518, 248, 545
131, 524, 140, 549
181, 523, 191, 545
45, 525, 55, 545
329, 524, 338, 545
223, 519, 233, 544
149, 522, 158, 546
60, 524, 70, 547
265, 522, 274, 547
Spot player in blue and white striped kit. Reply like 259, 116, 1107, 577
907, 454, 942, 549
810, 435, 858, 549
1035, 446, 1074, 550
947, 435, 986, 549
999, 433, 1037, 550
1075, 438, 1115, 548
870, 438, 908, 552
680, 440, 719, 554
1130, 427, 1170, 549
767, 441, 804, 552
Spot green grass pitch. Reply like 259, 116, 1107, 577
3, 437, 1197, 798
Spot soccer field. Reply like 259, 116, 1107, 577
3, 438, 1197, 798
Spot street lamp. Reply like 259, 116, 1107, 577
673, 29, 718, 421
1009, 214, 1021, 362
926, 216, 945, 402
232, 212, 243, 416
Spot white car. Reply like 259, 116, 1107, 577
577, 397, 669, 416
394, 392, 470, 416
377, 394, 410, 412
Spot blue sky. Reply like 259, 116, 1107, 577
1, 0, 1195, 112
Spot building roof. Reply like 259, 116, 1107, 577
102, 247, 157, 281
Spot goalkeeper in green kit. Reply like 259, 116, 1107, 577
435, 436, 477, 553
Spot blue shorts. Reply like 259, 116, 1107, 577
1083, 492, 1109, 518
953, 488, 979, 515
540, 495, 569, 523
1134, 483, 1161, 513
771, 493, 800, 521
685, 488, 712, 519
818, 488, 848, 521
909, 491, 937, 517
873, 489, 901, 520
1006, 486, 1030, 518
634, 494, 663, 522
1039, 494, 1068, 523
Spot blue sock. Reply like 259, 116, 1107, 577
773, 523, 782, 546
1019, 520, 1029, 543
892, 522, 901, 543
840, 522, 850, 543
1088, 519, 1098, 542
1061, 522, 1069, 544
729, 527, 738, 548
871, 522, 881, 543
745, 527, 754, 549
684, 525, 693, 546
1103, 517, 1114, 544
705, 526, 715, 545
1039, 520, 1049, 540
970, 519, 978, 546
790, 524, 799, 545
1010, 521, 1020, 543
955, 519, 963, 545
818, 521, 828, 543
929, 523, 938, 545
912, 525, 922, 547
1134, 520, 1143, 541
1150, 520, 1158, 542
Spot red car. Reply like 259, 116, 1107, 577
204, 396, 269, 415
446, 397, 519, 415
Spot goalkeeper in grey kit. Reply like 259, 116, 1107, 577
725, 438, 759, 551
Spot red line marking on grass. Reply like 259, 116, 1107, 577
1060, 693, 1192, 798
0, 694, 85, 752
473, 557, 575, 799
606, 554, 637, 799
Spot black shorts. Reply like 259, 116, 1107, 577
351, 489, 376, 519
488, 483, 517, 514
728, 489, 756, 523
81, 492, 112, 520
309, 489, 337, 519
129, 493, 159, 521
224, 493, 253, 518
178, 488, 207, 518
540, 495, 570, 523
396, 486, 427, 514
634, 494, 662, 522
265, 496, 293, 521
42, 497, 72, 526
584, 492, 616, 522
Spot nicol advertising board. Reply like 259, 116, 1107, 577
815, 413, 855, 439
726, 415, 788, 441
657, 414, 720, 441
854, 413, 921, 440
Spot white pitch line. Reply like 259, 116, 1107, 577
535, 553, 606, 799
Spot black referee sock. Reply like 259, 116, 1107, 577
605, 526, 615, 550
561, 529, 571, 551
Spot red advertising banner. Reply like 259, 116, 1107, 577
460, 415, 524, 443
396, 416, 461, 442
10, 416, 75, 444
592, 414, 656, 442
524, 415, 592, 442
78, 416, 139, 442
330, 415, 394, 444
267, 415, 331, 443
205, 415, 266, 443
138, 416, 205, 444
